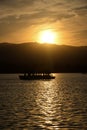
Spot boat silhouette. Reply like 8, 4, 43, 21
19, 73, 55, 80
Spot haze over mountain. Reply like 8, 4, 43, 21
0, 42, 87, 73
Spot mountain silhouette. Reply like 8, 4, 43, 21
0, 42, 87, 73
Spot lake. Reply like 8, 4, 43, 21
0, 73, 87, 130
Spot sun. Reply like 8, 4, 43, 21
38, 30, 57, 44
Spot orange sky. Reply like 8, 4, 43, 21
0, 0, 87, 46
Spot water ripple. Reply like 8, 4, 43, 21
0, 74, 87, 129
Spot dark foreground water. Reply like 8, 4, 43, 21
0, 73, 87, 130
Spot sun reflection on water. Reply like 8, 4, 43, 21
36, 80, 61, 129
0, 74, 86, 129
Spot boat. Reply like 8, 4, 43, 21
19, 73, 55, 80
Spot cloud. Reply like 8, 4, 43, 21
0, 0, 86, 22
0, 0, 87, 45
74, 30, 87, 39
74, 5, 87, 10
72, 5, 87, 16
0, 0, 35, 8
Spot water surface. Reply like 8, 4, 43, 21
0, 73, 87, 130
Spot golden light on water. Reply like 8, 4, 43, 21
35, 80, 60, 129
38, 29, 57, 44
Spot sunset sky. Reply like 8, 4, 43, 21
0, 0, 87, 46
